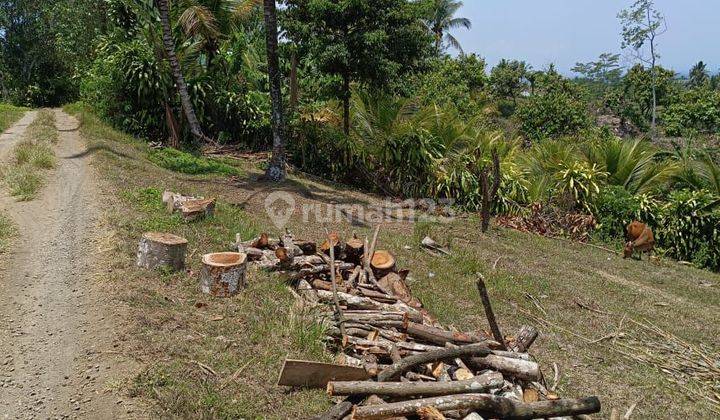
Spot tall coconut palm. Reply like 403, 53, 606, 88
425, 0, 471, 54
262, 0, 286, 181
156, 0, 207, 142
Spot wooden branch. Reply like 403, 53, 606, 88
476, 276, 507, 350
328, 236, 346, 336
511, 325, 538, 353
351, 394, 601, 420
328, 371, 503, 397
467, 354, 541, 381
406, 322, 486, 346
376, 343, 491, 382
316, 290, 423, 321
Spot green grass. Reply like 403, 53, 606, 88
65, 103, 332, 418
0, 213, 15, 253
148, 147, 240, 176
0, 103, 27, 132
66, 103, 720, 418
3, 109, 57, 201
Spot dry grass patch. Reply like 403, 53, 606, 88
3, 109, 57, 200
0, 213, 15, 253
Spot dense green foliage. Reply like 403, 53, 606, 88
2, 0, 720, 270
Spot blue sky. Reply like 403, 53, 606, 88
452, 0, 719, 76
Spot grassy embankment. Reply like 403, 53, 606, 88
3, 109, 58, 200
0, 103, 26, 250
0, 103, 27, 132
66, 102, 720, 419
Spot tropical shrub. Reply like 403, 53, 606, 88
655, 189, 720, 270
583, 137, 677, 195
515, 70, 591, 141
663, 87, 720, 136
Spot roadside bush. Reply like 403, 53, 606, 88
655, 189, 720, 270
148, 148, 239, 176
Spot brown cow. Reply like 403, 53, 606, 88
623, 221, 655, 259
626, 220, 646, 242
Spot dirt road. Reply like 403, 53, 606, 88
0, 110, 144, 419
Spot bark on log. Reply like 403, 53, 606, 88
328, 371, 503, 397
510, 325, 538, 353
288, 263, 355, 279
377, 343, 492, 382
406, 322, 485, 346
358, 287, 399, 303
351, 394, 601, 420
162, 191, 201, 213
378, 273, 421, 308
345, 237, 365, 264
244, 247, 264, 261
467, 355, 541, 382
297, 279, 319, 304
341, 312, 409, 329
136, 232, 187, 271
200, 252, 247, 297
293, 239, 317, 255
316, 290, 423, 321
476, 277, 507, 350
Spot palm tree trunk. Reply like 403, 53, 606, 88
342, 70, 350, 136
156, 0, 206, 143
263, 0, 287, 182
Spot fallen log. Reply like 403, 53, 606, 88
136, 232, 187, 271
328, 371, 503, 398
200, 252, 247, 297
316, 290, 423, 320
467, 355, 541, 382
406, 322, 485, 346
288, 263, 355, 279
377, 343, 492, 382
351, 394, 601, 420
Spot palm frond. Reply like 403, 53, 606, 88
178, 5, 220, 39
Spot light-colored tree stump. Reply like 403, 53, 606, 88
371, 250, 396, 277
137, 232, 188, 271
181, 198, 216, 221
200, 252, 247, 297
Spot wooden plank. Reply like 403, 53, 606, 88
277, 359, 371, 388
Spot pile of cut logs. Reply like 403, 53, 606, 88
237, 227, 601, 420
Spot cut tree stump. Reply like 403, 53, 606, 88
200, 252, 247, 297
136, 232, 188, 271
181, 198, 216, 221
371, 250, 396, 277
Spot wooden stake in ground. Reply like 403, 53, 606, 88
200, 252, 247, 297
476, 275, 507, 350
136, 232, 188, 271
